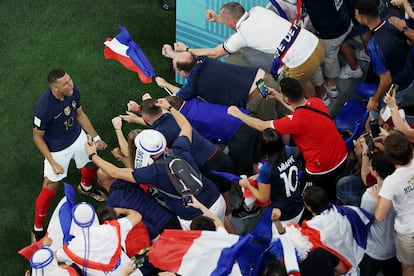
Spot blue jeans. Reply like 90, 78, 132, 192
336, 174, 366, 206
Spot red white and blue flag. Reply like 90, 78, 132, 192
104, 25, 156, 84
301, 205, 373, 272
148, 229, 254, 276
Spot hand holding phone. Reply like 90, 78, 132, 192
369, 119, 380, 138
256, 79, 269, 98
363, 133, 374, 153
386, 84, 398, 97
182, 189, 193, 207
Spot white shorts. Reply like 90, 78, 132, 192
44, 130, 89, 182
178, 195, 226, 230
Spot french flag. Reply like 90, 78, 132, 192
148, 229, 253, 276
104, 25, 156, 84
301, 205, 374, 273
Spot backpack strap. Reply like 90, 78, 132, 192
295, 105, 332, 120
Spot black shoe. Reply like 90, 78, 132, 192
31, 228, 46, 244
231, 204, 260, 219
77, 184, 107, 202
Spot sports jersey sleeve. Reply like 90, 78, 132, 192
33, 94, 50, 130
223, 32, 246, 54
271, 115, 298, 135
176, 82, 195, 100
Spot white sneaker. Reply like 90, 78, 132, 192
323, 94, 331, 106
324, 84, 339, 98
355, 49, 370, 62
338, 64, 364, 80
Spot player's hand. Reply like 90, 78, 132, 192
187, 195, 202, 209
51, 162, 64, 175
95, 140, 107, 151
367, 97, 379, 111
127, 100, 140, 113
271, 208, 282, 221
227, 105, 243, 118
238, 177, 250, 188
142, 93, 152, 101
112, 116, 122, 130
155, 98, 171, 110
390, 0, 404, 6
206, 9, 218, 22
43, 237, 53, 247
162, 44, 174, 58
267, 87, 283, 102
84, 141, 97, 156
174, 42, 187, 52
155, 76, 168, 88
120, 111, 141, 124
121, 261, 136, 276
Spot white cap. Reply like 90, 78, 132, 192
134, 129, 166, 168
30, 247, 54, 269
72, 202, 96, 228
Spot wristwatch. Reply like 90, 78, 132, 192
402, 26, 409, 34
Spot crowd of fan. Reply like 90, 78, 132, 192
25, 0, 414, 275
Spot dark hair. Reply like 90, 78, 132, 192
175, 54, 197, 72
370, 151, 395, 179
190, 215, 216, 231
280, 78, 304, 103
303, 186, 329, 214
141, 98, 162, 117
384, 132, 413, 165
355, 0, 379, 18
96, 206, 118, 224
221, 2, 245, 20
262, 258, 287, 276
260, 128, 286, 165
47, 69, 66, 84
165, 95, 184, 110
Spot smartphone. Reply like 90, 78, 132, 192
363, 133, 375, 153
256, 79, 268, 98
87, 134, 93, 146
181, 189, 193, 207
386, 84, 398, 97
369, 119, 380, 138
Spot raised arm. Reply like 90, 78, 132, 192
112, 116, 129, 157
114, 207, 142, 227
156, 98, 192, 142
188, 195, 224, 229
174, 42, 228, 59
155, 77, 180, 95
85, 142, 135, 182
227, 105, 272, 132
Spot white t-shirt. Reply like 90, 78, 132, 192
361, 185, 396, 260
379, 160, 414, 234
223, 6, 319, 68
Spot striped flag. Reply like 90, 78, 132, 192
148, 229, 253, 276
104, 25, 156, 84
301, 205, 373, 272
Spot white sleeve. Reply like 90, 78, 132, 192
223, 32, 246, 53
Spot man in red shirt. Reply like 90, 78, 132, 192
228, 78, 347, 203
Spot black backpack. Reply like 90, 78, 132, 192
155, 152, 203, 198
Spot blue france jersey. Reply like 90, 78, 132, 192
257, 155, 303, 220
33, 86, 81, 152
